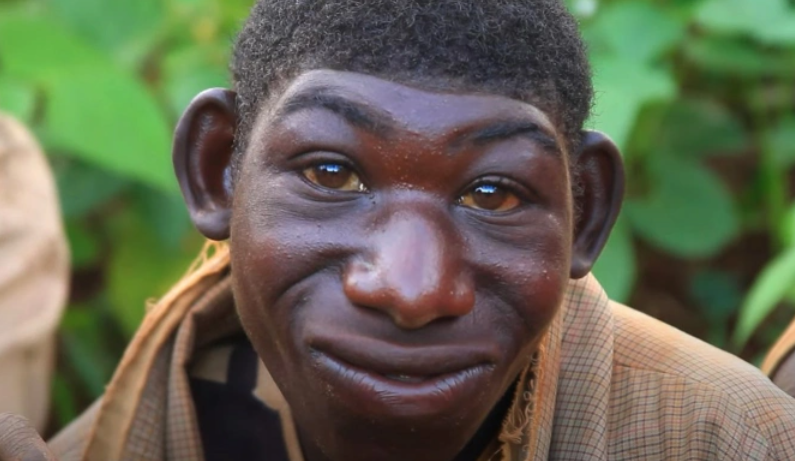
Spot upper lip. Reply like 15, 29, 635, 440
309, 334, 498, 378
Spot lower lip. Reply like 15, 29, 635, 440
310, 350, 493, 419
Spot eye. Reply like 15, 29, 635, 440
303, 163, 367, 192
459, 182, 521, 212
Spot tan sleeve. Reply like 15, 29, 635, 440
0, 113, 69, 430
761, 316, 795, 397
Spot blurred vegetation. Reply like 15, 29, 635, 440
1, 0, 795, 433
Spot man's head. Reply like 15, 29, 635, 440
173, 1, 624, 460
229, 0, 594, 164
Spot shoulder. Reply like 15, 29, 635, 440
610, 301, 795, 457
0, 111, 61, 223
611, 300, 762, 386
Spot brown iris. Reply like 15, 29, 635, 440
460, 183, 521, 212
303, 163, 366, 192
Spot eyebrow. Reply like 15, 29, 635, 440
465, 120, 561, 156
274, 87, 561, 155
274, 87, 394, 138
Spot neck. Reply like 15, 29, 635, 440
453, 379, 518, 461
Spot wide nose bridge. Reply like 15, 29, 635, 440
343, 209, 475, 329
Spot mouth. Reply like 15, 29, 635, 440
307, 335, 498, 418
383, 373, 427, 383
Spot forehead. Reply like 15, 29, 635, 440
258, 70, 562, 149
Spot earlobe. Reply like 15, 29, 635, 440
173, 88, 237, 241
569, 130, 625, 279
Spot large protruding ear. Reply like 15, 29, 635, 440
569, 130, 625, 279
173, 88, 237, 240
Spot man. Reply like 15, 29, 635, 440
0, 113, 68, 431
3, 1, 795, 460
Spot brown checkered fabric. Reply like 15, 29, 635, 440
49, 243, 795, 460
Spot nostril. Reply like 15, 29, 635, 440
439, 273, 476, 318
342, 212, 473, 328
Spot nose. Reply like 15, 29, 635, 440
343, 211, 475, 329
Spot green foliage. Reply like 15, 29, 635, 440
733, 246, 795, 348
1, 0, 795, 432
696, 0, 795, 46
106, 202, 200, 336
580, 0, 795, 354
643, 100, 750, 159
592, 216, 636, 302
588, 55, 676, 149
0, 0, 240, 430
0, 13, 175, 191
766, 117, 795, 169
49, 0, 166, 63
625, 155, 739, 258
585, 2, 685, 62
690, 270, 742, 348
0, 76, 35, 122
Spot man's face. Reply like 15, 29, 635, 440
226, 70, 574, 460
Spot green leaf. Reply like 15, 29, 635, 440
733, 245, 795, 348
65, 220, 100, 269
778, 202, 795, 248
690, 270, 742, 349
132, 185, 195, 250
683, 36, 795, 78
0, 14, 177, 192
588, 56, 676, 150
585, 2, 684, 62
216, 0, 256, 32
592, 215, 636, 303
161, 45, 229, 116
641, 99, 750, 159
696, 0, 795, 46
43, 70, 177, 193
0, 14, 104, 80
54, 159, 129, 218
49, 0, 165, 67
690, 270, 742, 323
51, 373, 79, 429
0, 77, 36, 123
765, 116, 795, 169
60, 307, 118, 397
626, 156, 739, 258
106, 210, 202, 336
565, 0, 599, 19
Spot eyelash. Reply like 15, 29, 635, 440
294, 154, 367, 189
463, 176, 532, 202
292, 152, 536, 207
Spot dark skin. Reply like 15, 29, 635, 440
178, 70, 624, 461
0, 70, 623, 461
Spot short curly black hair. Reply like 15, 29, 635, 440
232, 0, 592, 162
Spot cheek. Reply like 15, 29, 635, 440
228, 173, 360, 357
228, 175, 305, 368
476, 219, 571, 352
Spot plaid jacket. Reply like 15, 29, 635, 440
50, 244, 795, 460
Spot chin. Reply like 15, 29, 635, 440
280, 352, 506, 461
298, 407, 479, 461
